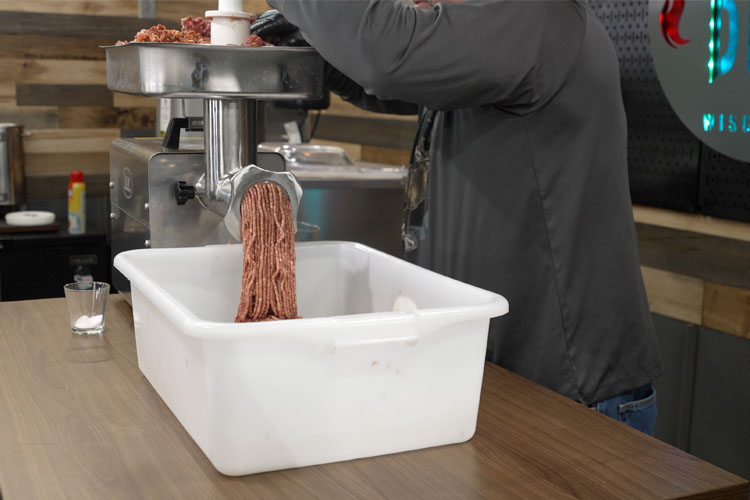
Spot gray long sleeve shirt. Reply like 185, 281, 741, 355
271, 0, 662, 405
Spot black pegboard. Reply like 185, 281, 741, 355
699, 147, 750, 220
589, 0, 701, 213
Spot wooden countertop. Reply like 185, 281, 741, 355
0, 296, 747, 500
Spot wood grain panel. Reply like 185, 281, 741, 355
641, 265, 704, 325
0, 81, 15, 104
244, 0, 272, 13
361, 145, 411, 166
25, 172, 109, 199
324, 94, 419, 122
315, 115, 418, 150
0, 58, 106, 85
23, 174, 69, 200
23, 128, 119, 154
16, 84, 112, 106
157, 0, 222, 19
0, 104, 58, 128
156, 0, 270, 19
703, 282, 750, 340
112, 93, 155, 109
0, 296, 746, 499
0, 11, 177, 39
0, 34, 109, 60
0, 1, 138, 17
156, 0, 218, 19
634, 205, 750, 243
58, 106, 155, 129
24, 152, 109, 176
637, 223, 750, 292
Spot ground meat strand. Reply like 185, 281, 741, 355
235, 183, 298, 322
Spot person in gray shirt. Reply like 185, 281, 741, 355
255, 0, 663, 433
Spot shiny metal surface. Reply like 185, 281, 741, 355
110, 139, 291, 243
205, 99, 255, 177
109, 139, 153, 225
148, 151, 235, 248
259, 142, 355, 167
105, 43, 326, 255
296, 187, 404, 256
110, 138, 235, 247
0, 124, 25, 206
290, 161, 405, 189
197, 99, 256, 216
103, 43, 325, 100
110, 137, 406, 300
110, 204, 149, 300
223, 165, 303, 241
259, 142, 405, 188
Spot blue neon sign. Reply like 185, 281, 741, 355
709, 0, 739, 82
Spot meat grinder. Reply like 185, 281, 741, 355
104, 43, 324, 297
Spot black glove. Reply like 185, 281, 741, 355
324, 62, 354, 95
324, 62, 417, 115
250, 10, 309, 47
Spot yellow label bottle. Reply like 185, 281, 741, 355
68, 177, 86, 234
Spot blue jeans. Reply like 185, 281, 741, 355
589, 383, 657, 435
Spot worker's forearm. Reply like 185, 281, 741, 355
325, 63, 418, 115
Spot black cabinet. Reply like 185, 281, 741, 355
652, 313, 750, 480
690, 326, 750, 480
652, 314, 698, 451
0, 222, 108, 301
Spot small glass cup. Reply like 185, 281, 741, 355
295, 221, 321, 242
63, 282, 110, 335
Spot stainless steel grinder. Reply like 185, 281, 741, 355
0, 123, 25, 208
104, 43, 324, 298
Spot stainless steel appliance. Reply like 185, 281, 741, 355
0, 123, 25, 207
105, 43, 406, 299
258, 142, 406, 254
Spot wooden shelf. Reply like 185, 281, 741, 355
638, 223, 750, 340
634, 205, 750, 243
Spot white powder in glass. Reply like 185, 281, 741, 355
74, 314, 103, 330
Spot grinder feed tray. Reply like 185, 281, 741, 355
104, 43, 325, 99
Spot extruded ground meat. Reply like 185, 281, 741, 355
181, 16, 211, 37
117, 14, 267, 46
235, 183, 298, 322
243, 34, 265, 47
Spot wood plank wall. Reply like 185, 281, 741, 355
0, 0, 415, 201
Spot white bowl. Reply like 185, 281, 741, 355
4, 211, 56, 226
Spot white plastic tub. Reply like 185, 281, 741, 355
114, 242, 508, 476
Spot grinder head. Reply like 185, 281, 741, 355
223, 165, 303, 241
